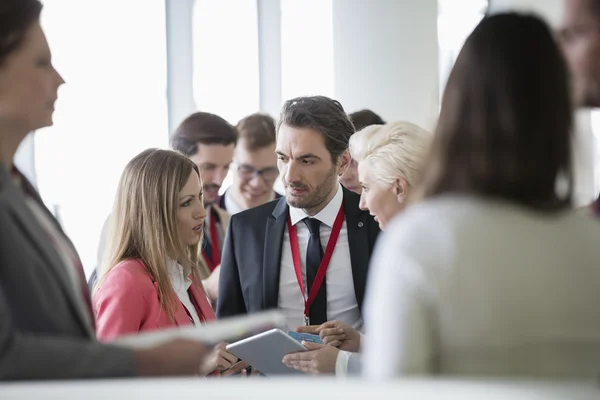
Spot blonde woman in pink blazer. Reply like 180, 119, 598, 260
94, 149, 240, 376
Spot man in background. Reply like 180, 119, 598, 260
340, 109, 385, 194
219, 113, 281, 214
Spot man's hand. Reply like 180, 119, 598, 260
317, 321, 360, 352
295, 325, 319, 334
135, 339, 208, 376
295, 321, 361, 352
281, 342, 339, 374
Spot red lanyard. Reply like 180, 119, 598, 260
287, 204, 344, 325
202, 210, 221, 271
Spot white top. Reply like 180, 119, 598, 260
278, 184, 363, 332
224, 189, 278, 215
363, 195, 600, 379
166, 259, 201, 325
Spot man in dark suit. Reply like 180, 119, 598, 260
217, 96, 380, 334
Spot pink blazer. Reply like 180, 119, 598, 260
94, 258, 215, 342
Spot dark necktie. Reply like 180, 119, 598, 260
303, 217, 327, 325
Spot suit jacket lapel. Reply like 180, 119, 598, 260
263, 197, 288, 310
342, 186, 370, 310
188, 278, 216, 321
0, 167, 95, 337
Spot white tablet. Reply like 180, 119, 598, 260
226, 328, 307, 376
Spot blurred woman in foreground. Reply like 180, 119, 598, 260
364, 13, 600, 379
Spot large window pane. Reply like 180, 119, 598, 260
437, 0, 487, 96
193, 0, 260, 124
193, 0, 260, 194
280, 0, 334, 100
37, 0, 168, 277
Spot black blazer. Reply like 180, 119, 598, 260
217, 186, 380, 319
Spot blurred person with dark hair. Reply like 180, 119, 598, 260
0, 0, 208, 380
219, 113, 282, 214
364, 13, 600, 379
340, 109, 385, 194
560, 0, 600, 214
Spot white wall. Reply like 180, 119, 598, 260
332, 0, 439, 130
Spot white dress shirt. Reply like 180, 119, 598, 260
363, 195, 600, 379
278, 184, 363, 333
167, 259, 201, 325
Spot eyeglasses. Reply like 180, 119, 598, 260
235, 163, 279, 183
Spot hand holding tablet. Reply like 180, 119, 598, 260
226, 329, 308, 376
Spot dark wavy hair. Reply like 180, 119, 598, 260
0, 0, 42, 66
278, 96, 355, 163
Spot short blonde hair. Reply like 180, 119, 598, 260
95, 148, 209, 321
349, 121, 431, 187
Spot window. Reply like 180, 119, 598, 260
280, 0, 334, 100
192, 0, 260, 125
193, 0, 260, 194
37, 0, 168, 277
438, 0, 488, 97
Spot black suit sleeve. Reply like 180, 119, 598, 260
216, 215, 247, 318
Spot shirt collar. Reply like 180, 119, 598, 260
289, 183, 343, 228
224, 189, 245, 215
166, 258, 192, 288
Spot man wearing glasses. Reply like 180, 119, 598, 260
219, 113, 282, 214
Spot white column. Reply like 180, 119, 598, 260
331, 0, 439, 130
257, 0, 282, 118
165, 0, 196, 134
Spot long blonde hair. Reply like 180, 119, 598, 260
95, 148, 210, 321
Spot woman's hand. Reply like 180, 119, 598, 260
199, 342, 239, 375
